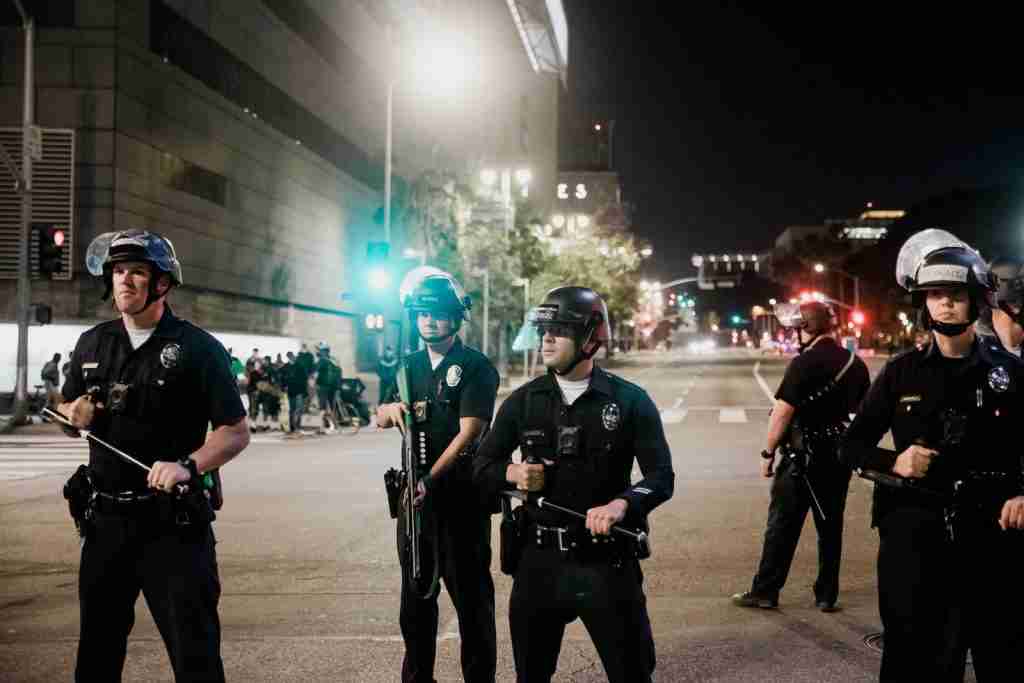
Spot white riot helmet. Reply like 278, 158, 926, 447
895, 229, 996, 336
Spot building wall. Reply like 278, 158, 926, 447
0, 0, 564, 382
0, 0, 387, 374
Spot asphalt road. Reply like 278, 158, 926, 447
0, 349, 974, 681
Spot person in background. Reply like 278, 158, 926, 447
41, 352, 61, 407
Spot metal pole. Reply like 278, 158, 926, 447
482, 269, 489, 356
384, 78, 392, 244
854, 275, 860, 310
9, 8, 34, 430
520, 278, 528, 385
384, 24, 393, 244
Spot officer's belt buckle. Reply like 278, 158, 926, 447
537, 523, 572, 552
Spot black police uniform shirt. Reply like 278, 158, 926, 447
775, 336, 870, 431
387, 337, 499, 477
473, 365, 675, 529
840, 336, 1024, 526
62, 306, 246, 493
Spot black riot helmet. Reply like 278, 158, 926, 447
515, 286, 611, 375
404, 271, 471, 341
85, 229, 183, 311
895, 229, 996, 336
773, 300, 836, 351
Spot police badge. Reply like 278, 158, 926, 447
446, 364, 463, 387
160, 343, 182, 369
988, 365, 1011, 393
601, 402, 621, 431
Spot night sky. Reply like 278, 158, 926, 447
562, 2, 1024, 280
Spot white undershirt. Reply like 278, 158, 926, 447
555, 375, 590, 406
126, 327, 156, 350
1009, 344, 1022, 358
428, 347, 446, 370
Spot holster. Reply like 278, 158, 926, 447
499, 495, 526, 575
204, 469, 224, 511
62, 465, 96, 537
384, 468, 405, 519
171, 487, 216, 526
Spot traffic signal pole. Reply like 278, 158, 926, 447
4, 1, 34, 432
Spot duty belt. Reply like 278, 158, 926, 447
92, 489, 158, 514
530, 523, 624, 560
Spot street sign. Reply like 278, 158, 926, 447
27, 125, 42, 161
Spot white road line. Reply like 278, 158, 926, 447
660, 409, 688, 424
752, 361, 775, 404
719, 408, 748, 423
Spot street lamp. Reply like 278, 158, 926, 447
813, 263, 860, 310
403, 247, 426, 266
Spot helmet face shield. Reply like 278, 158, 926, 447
512, 306, 582, 352
895, 229, 972, 291
773, 302, 805, 328
512, 321, 541, 352
399, 266, 446, 306
85, 232, 118, 276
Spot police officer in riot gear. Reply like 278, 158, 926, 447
376, 270, 500, 683
978, 255, 1024, 358
841, 230, 1024, 682
473, 286, 674, 683
58, 229, 250, 682
732, 300, 869, 611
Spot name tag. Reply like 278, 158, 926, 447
899, 394, 922, 403
82, 362, 99, 370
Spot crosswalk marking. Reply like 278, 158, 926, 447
718, 408, 748, 423
0, 433, 287, 483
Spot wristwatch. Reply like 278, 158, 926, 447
179, 458, 201, 483
760, 449, 776, 460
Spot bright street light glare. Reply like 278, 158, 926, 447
369, 269, 391, 290
640, 247, 653, 257
814, 263, 825, 273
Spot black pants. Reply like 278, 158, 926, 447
751, 454, 851, 604
509, 544, 655, 683
877, 506, 1024, 682
75, 511, 223, 682
398, 502, 496, 683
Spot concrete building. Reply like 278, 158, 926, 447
0, 0, 567, 385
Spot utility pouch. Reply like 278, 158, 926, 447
499, 495, 526, 575
62, 465, 95, 537
384, 467, 406, 519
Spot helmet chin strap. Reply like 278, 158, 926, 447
551, 328, 598, 376
797, 330, 820, 353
